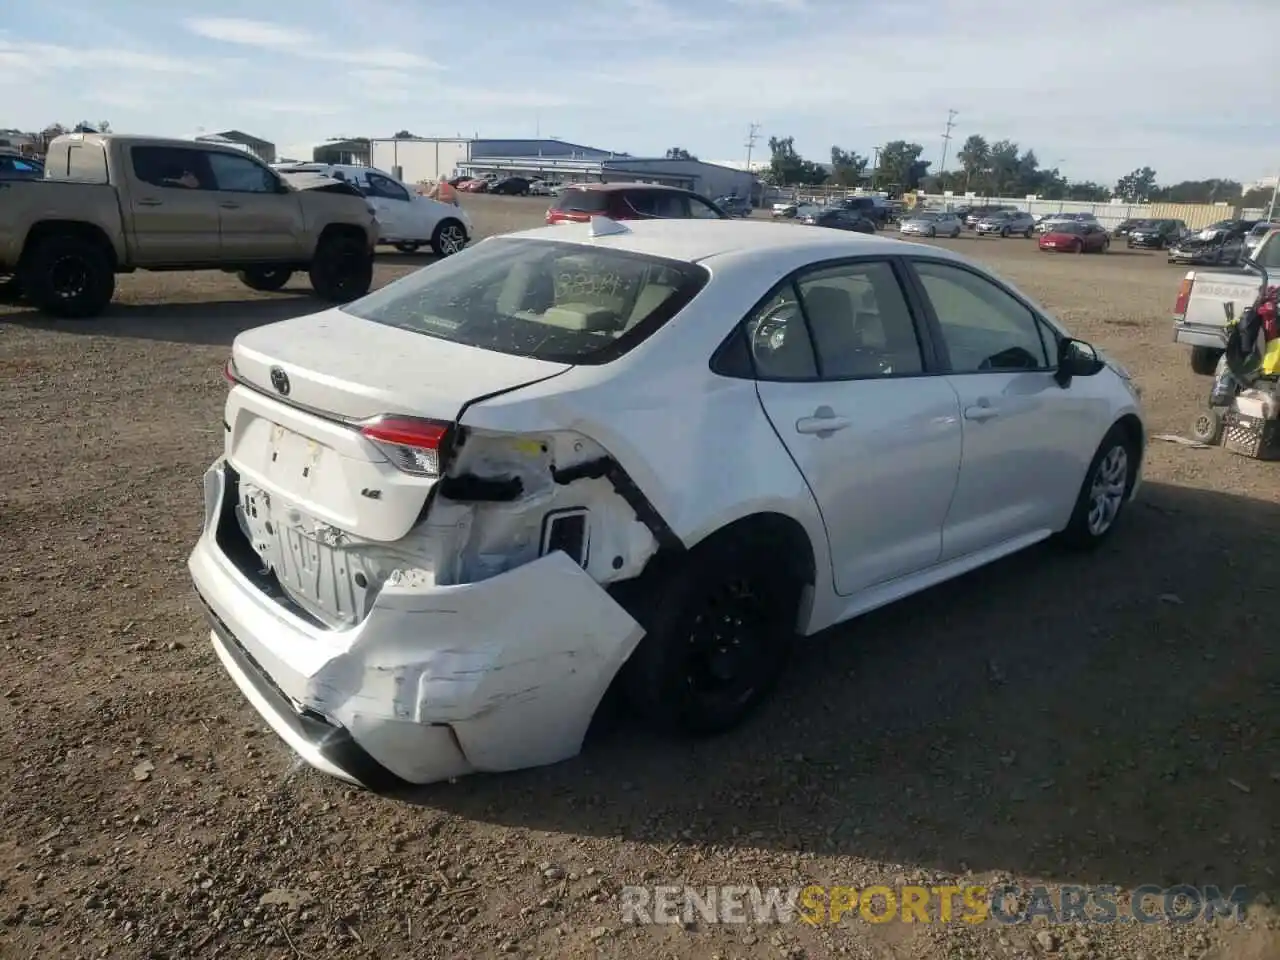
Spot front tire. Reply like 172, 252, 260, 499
309, 234, 373, 303
20, 233, 115, 319
238, 267, 292, 292
617, 532, 801, 737
1059, 424, 1138, 549
1000, 227, 1010, 238
431, 219, 468, 257
927, 226, 937, 237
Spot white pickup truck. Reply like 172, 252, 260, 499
1172, 227, 1279, 374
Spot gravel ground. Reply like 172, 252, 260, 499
1, 196, 1277, 960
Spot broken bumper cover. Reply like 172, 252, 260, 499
188, 459, 645, 789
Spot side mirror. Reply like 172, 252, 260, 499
1055, 337, 1105, 387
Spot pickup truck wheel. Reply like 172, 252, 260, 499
1190, 346, 1223, 377
238, 267, 292, 292
431, 220, 468, 256
21, 234, 115, 319
309, 236, 373, 303
617, 533, 800, 737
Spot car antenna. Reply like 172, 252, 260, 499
588, 215, 631, 238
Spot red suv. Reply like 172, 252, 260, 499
546, 183, 729, 225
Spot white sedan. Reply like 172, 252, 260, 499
274, 162, 471, 256
190, 218, 1145, 789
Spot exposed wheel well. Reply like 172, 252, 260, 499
688, 512, 817, 587
20, 221, 117, 271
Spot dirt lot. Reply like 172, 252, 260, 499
1, 195, 1277, 960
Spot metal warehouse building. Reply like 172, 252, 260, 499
369, 137, 758, 199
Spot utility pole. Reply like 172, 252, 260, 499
744, 122, 761, 171
1268, 172, 1279, 223
939, 109, 958, 173
872, 146, 882, 190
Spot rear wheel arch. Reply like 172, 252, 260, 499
20, 220, 118, 272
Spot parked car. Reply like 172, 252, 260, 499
963, 205, 1018, 229
1126, 219, 1186, 250
898, 211, 963, 238
191, 217, 1145, 788
459, 179, 489, 193
1037, 212, 1098, 234
799, 208, 876, 233
490, 176, 532, 196
1196, 218, 1256, 243
1038, 221, 1111, 253
716, 195, 754, 217
273, 162, 472, 256
836, 195, 892, 228
545, 183, 728, 224
1171, 228, 1279, 374
0, 148, 43, 180
1, 133, 377, 318
772, 202, 799, 218
1112, 218, 1141, 238
1244, 222, 1277, 258
975, 211, 1036, 238
529, 180, 560, 197
1167, 234, 1246, 267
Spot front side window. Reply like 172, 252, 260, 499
913, 261, 1050, 373
344, 238, 708, 364
206, 152, 277, 193
366, 173, 410, 202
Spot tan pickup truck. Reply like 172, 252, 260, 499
0, 133, 378, 318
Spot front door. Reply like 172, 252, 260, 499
750, 258, 963, 595
123, 145, 222, 265
204, 151, 304, 261
908, 259, 1092, 560
363, 172, 413, 240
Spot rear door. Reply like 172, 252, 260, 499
125, 145, 222, 265
364, 172, 413, 239
204, 151, 304, 260
750, 257, 963, 595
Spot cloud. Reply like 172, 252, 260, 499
183, 16, 442, 70
0, 38, 214, 75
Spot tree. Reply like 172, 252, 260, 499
1150, 179, 1241, 204
766, 135, 826, 186
1242, 186, 1276, 209
829, 146, 868, 187
876, 141, 929, 192
665, 147, 697, 160
986, 140, 1020, 195
1113, 166, 1159, 203
1066, 181, 1112, 202
393, 129, 417, 138
956, 134, 989, 193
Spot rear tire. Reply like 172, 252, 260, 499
617, 533, 801, 737
20, 233, 115, 319
431, 219, 468, 257
309, 234, 373, 303
1190, 346, 1223, 377
927, 226, 936, 237
238, 267, 292, 292
1058, 424, 1138, 549
1024, 228, 1033, 238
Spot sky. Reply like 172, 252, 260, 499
2, 0, 1278, 187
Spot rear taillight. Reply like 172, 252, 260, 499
1173, 276, 1195, 318
360, 416, 450, 477
223, 357, 239, 384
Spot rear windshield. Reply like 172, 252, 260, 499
552, 188, 610, 213
343, 237, 710, 364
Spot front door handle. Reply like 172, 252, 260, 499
218, 201, 241, 210
964, 405, 1000, 422
795, 405, 851, 436
137, 198, 163, 207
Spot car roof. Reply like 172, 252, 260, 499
505, 217, 954, 266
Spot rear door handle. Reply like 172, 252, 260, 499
964, 405, 1000, 422
137, 198, 163, 207
795, 405, 851, 436
218, 201, 241, 209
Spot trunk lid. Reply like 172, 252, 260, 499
225, 306, 571, 543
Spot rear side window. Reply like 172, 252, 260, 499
553, 188, 609, 213
131, 146, 212, 189
624, 190, 687, 218
343, 238, 710, 364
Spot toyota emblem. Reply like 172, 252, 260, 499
269, 366, 290, 396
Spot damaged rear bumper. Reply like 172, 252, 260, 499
188, 459, 645, 789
